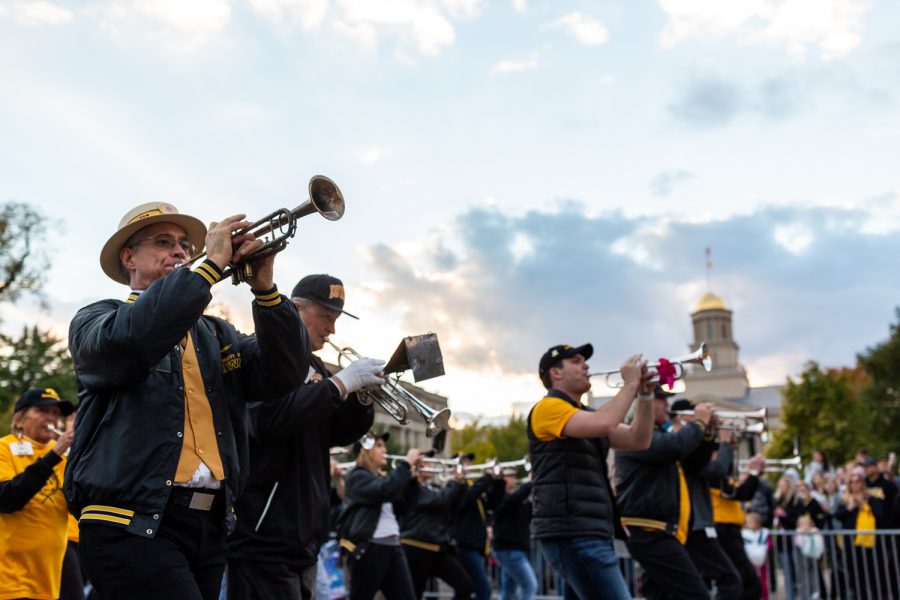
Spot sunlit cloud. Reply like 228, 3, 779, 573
356, 146, 388, 165
544, 11, 609, 47
491, 52, 539, 75
659, 0, 868, 60
3, 1, 73, 26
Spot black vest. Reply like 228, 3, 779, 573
527, 390, 623, 540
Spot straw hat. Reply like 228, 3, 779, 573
100, 202, 206, 284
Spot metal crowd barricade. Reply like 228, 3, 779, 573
766, 529, 900, 600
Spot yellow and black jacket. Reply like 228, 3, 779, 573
65, 263, 309, 539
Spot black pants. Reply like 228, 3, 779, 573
227, 559, 315, 600
78, 493, 226, 600
348, 543, 415, 600
60, 541, 86, 600
685, 530, 741, 599
715, 523, 762, 600
402, 544, 474, 599
626, 529, 709, 600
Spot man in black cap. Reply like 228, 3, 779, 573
227, 274, 378, 600
527, 344, 653, 599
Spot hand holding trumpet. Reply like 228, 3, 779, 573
205, 215, 275, 290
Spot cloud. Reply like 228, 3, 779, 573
356, 146, 388, 165
659, 0, 869, 61
650, 170, 694, 197
3, 1, 73, 26
86, 0, 231, 51
544, 11, 609, 47
668, 76, 743, 128
247, 0, 482, 57
359, 198, 900, 385
491, 52, 539, 75
511, 0, 527, 13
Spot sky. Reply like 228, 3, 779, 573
2, 0, 900, 419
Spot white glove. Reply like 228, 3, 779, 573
333, 358, 386, 395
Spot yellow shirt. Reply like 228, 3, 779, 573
530, 397, 580, 441
0, 434, 69, 600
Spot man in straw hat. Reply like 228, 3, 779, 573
65, 203, 310, 600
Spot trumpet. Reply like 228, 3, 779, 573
590, 343, 712, 388
330, 446, 352, 455
669, 407, 767, 433
184, 175, 345, 284
326, 340, 451, 437
492, 456, 532, 476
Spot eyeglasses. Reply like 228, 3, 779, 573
132, 233, 195, 255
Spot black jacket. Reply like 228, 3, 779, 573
493, 482, 533, 553
527, 390, 622, 541
339, 462, 413, 558
682, 436, 718, 532
65, 265, 308, 538
228, 354, 374, 567
399, 478, 466, 550
615, 422, 705, 537
450, 474, 505, 554
0, 449, 63, 513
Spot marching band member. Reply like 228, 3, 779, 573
614, 389, 712, 600
492, 469, 537, 600
227, 274, 377, 600
399, 456, 473, 599
709, 436, 764, 600
0, 387, 75, 600
66, 203, 309, 600
669, 400, 742, 599
339, 432, 418, 600
528, 344, 653, 600
449, 454, 505, 600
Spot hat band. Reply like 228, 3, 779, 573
127, 209, 166, 225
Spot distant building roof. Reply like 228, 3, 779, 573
694, 291, 728, 313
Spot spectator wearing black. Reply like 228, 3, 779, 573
339, 432, 418, 600
399, 461, 471, 599
492, 470, 537, 600
834, 470, 887, 600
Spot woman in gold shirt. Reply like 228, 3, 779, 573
0, 388, 75, 600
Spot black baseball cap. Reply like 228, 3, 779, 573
352, 431, 389, 456
538, 343, 593, 379
14, 387, 75, 416
291, 274, 358, 319
451, 451, 476, 462
654, 385, 677, 400
670, 399, 694, 412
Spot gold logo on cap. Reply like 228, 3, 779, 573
41, 388, 60, 400
329, 285, 345, 300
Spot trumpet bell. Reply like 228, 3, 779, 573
306, 175, 345, 221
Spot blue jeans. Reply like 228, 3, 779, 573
541, 537, 631, 600
456, 548, 492, 600
494, 549, 537, 600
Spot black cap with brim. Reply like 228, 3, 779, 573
538, 343, 594, 379
291, 274, 359, 320
14, 387, 75, 416
653, 385, 676, 399
451, 452, 476, 462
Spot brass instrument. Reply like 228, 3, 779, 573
493, 456, 532, 475
330, 446, 351, 455
738, 455, 802, 473
590, 343, 712, 388
184, 175, 345, 284
326, 340, 451, 436
669, 407, 767, 433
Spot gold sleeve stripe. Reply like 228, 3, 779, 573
400, 538, 442, 552
254, 289, 280, 301
255, 296, 281, 307
81, 505, 135, 517
620, 517, 667, 531
80, 513, 131, 526
195, 268, 217, 286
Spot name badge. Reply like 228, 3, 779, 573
705, 526, 718, 539
10, 441, 34, 456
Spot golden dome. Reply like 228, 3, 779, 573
694, 292, 728, 313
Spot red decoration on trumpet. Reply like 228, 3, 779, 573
656, 358, 677, 390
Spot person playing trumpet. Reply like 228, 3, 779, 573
527, 344, 654, 600
66, 203, 310, 600
228, 274, 378, 600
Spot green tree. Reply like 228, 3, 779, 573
768, 361, 868, 465
450, 418, 496, 464
487, 415, 529, 461
856, 310, 900, 456
0, 202, 52, 306
0, 325, 76, 435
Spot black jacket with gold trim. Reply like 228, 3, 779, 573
65, 263, 309, 539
